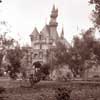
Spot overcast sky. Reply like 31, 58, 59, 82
0, 0, 94, 45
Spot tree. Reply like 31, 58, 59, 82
68, 28, 99, 77
40, 63, 50, 80
46, 28, 100, 78
54, 41, 69, 65
90, 0, 100, 29
0, 21, 24, 78
6, 46, 23, 79
49, 41, 69, 68
0, 34, 15, 71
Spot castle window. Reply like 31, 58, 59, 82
34, 53, 38, 58
39, 52, 43, 58
34, 36, 37, 40
30, 35, 33, 41
39, 35, 42, 40
40, 43, 42, 49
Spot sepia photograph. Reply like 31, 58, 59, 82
0, 0, 100, 100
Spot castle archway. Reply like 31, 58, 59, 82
33, 61, 42, 68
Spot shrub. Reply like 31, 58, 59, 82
55, 87, 72, 100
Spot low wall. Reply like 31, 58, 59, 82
0, 79, 100, 89
0, 79, 29, 88
35, 80, 100, 89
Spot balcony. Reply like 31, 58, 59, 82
33, 39, 47, 44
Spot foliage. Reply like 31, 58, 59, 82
0, 34, 14, 53
29, 63, 50, 86
29, 73, 40, 87
89, 0, 100, 29
40, 63, 50, 80
54, 41, 69, 65
0, 53, 3, 67
68, 28, 99, 77
49, 28, 100, 78
6, 46, 24, 79
55, 87, 72, 100
0, 35, 29, 79
47, 40, 69, 70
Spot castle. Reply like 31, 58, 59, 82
23, 5, 70, 69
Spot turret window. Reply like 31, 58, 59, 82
39, 52, 43, 58
39, 35, 41, 40
30, 35, 34, 41
40, 44, 42, 49
34, 53, 38, 58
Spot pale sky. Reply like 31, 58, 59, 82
0, 0, 94, 45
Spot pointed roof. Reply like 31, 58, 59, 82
61, 38, 71, 48
40, 25, 50, 37
61, 27, 64, 39
50, 5, 58, 18
59, 28, 70, 48
30, 27, 39, 36
52, 4, 56, 12
52, 4, 58, 12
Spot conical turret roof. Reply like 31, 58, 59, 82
40, 24, 50, 37
30, 27, 39, 36
59, 28, 70, 48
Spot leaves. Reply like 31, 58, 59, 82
90, 0, 100, 29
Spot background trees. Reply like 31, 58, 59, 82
90, 0, 100, 29
6, 46, 23, 79
49, 28, 100, 78
0, 21, 25, 78
68, 28, 96, 77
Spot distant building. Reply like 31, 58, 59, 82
23, 5, 70, 70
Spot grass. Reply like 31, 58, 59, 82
1, 87, 55, 100
0, 80, 100, 100
0, 85, 99, 100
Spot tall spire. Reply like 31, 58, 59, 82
52, 4, 56, 12
49, 5, 59, 40
49, 5, 58, 27
61, 27, 64, 39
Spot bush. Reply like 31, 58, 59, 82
40, 63, 50, 80
55, 87, 72, 100
0, 87, 5, 94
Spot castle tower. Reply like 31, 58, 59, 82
49, 5, 59, 40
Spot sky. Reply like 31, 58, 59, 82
0, 0, 94, 45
